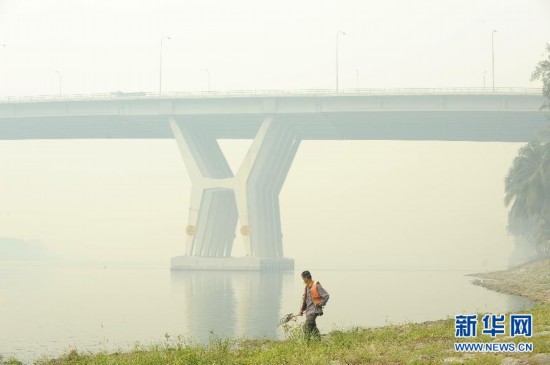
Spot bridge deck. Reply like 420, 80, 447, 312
0, 92, 547, 142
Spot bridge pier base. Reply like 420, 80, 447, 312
171, 256, 294, 271
169, 116, 299, 270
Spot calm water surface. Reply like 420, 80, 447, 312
0, 263, 532, 363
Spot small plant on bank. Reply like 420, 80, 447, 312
0, 355, 23, 365
280, 315, 306, 342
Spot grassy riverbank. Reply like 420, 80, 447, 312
4, 260, 550, 365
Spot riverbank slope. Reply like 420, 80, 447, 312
470, 257, 550, 304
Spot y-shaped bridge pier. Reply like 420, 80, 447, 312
170, 116, 298, 269
0, 89, 548, 269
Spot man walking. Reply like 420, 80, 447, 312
299, 270, 330, 339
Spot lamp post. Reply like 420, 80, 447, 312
159, 36, 171, 96
55, 70, 62, 96
336, 31, 346, 92
491, 29, 497, 92
205, 69, 210, 92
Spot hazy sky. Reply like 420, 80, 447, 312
0, 1, 549, 270
0, 0, 549, 95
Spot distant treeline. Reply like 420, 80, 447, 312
0, 236, 49, 260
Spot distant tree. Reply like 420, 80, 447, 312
531, 43, 550, 110
507, 213, 550, 255
505, 142, 550, 222
505, 44, 550, 257
505, 142, 550, 256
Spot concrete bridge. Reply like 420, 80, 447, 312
1, 89, 548, 269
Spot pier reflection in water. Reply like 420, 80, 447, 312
170, 270, 295, 343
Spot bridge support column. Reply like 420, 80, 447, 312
169, 116, 299, 270
235, 117, 301, 258
169, 117, 238, 258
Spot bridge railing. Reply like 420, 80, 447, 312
0, 87, 543, 103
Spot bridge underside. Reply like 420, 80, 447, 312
0, 111, 547, 142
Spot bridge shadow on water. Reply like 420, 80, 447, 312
169, 269, 295, 343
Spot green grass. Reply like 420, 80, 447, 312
30, 303, 549, 365
0, 355, 24, 365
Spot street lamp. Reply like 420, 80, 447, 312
159, 36, 171, 96
336, 31, 346, 92
55, 70, 62, 96
205, 69, 210, 92
491, 29, 497, 92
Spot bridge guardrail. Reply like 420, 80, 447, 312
0, 87, 543, 104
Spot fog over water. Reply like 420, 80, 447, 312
0, 139, 527, 270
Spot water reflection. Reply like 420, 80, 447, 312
170, 270, 294, 342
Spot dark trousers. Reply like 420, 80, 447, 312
303, 313, 321, 339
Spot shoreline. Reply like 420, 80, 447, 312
468, 258, 550, 304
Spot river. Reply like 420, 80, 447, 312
0, 262, 532, 363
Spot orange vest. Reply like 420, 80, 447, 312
311, 281, 322, 305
